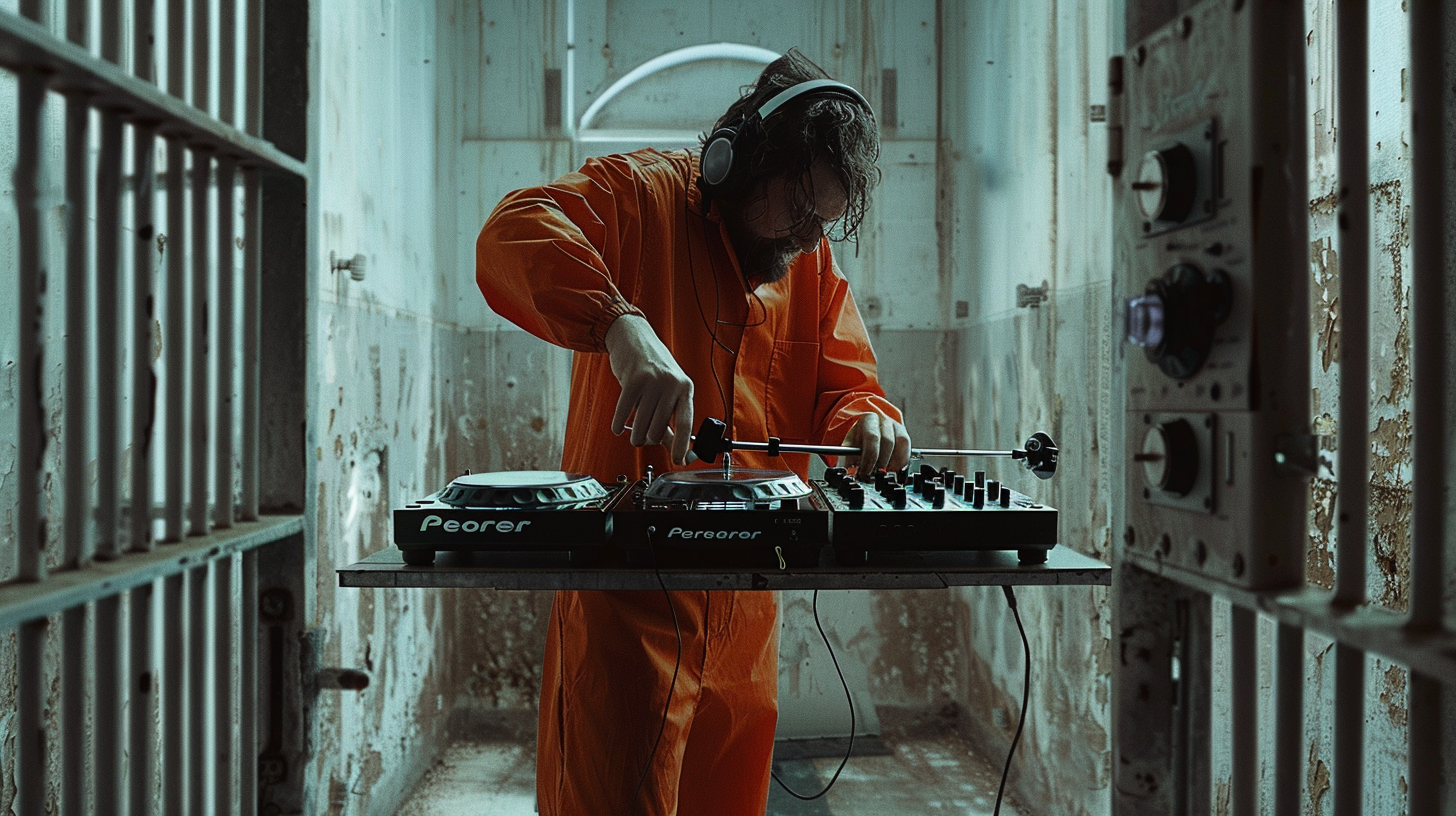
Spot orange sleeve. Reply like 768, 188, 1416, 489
810, 256, 903, 446
476, 156, 647, 352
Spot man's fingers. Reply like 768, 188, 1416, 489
857, 414, 884, 477
671, 391, 694, 465
611, 382, 639, 436
889, 422, 912, 472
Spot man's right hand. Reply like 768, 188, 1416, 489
605, 315, 695, 465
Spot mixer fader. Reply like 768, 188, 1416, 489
818, 465, 1058, 565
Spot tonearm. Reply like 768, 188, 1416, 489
688, 418, 1058, 480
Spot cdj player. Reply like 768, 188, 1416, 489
391, 420, 1061, 568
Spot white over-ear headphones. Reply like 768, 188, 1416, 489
699, 78, 873, 197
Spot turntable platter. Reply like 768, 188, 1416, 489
437, 470, 609, 508
644, 469, 812, 504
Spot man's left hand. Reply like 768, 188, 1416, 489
840, 412, 911, 476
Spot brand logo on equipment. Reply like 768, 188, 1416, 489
666, 527, 762, 539
419, 515, 533, 534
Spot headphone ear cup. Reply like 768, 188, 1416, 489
700, 127, 739, 190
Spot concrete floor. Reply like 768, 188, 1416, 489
397, 734, 1025, 816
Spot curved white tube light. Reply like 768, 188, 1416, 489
577, 43, 780, 131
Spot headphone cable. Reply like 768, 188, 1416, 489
994, 585, 1031, 816
633, 525, 683, 808
770, 589, 856, 801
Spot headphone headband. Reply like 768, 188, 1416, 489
755, 79, 872, 122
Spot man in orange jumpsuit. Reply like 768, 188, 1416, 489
477, 50, 910, 815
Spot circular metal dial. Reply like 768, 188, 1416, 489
644, 469, 811, 503
1136, 150, 1170, 219
1140, 420, 1200, 496
437, 470, 608, 508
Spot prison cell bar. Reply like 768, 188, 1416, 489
216, 158, 237, 532
1404, 0, 1449, 811
189, 564, 209, 812
1, 0, 306, 810
189, 147, 212, 538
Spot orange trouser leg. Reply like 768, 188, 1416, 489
677, 591, 780, 816
536, 590, 778, 816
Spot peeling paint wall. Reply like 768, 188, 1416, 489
939, 2, 1118, 814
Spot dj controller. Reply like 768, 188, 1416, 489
392, 420, 1060, 569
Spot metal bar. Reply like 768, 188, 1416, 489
164, 136, 186, 542
219, 0, 235, 125
1405, 0, 1447, 631
1408, 670, 1442, 816
16, 66, 46, 582
0, 515, 302, 630
244, 0, 260, 136
215, 158, 237, 530
240, 169, 260, 520
1273, 623, 1303, 816
1333, 643, 1365, 816
162, 571, 185, 812
133, 0, 153, 81
94, 594, 123, 808
62, 605, 87, 811
189, 148, 212, 537
100, 0, 120, 62
214, 555, 236, 814
0, 10, 306, 175
1333, 0, 1370, 608
188, 565, 209, 814
166, 0, 183, 97
191, 0, 207, 112
97, 106, 124, 560
128, 582, 155, 816
66, 0, 86, 45
1229, 606, 1257, 816
240, 549, 259, 814
17, 620, 45, 816
64, 92, 91, 567
132, 122, 158, 552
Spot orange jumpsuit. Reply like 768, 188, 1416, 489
477, 148, 900, 815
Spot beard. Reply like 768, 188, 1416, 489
722, 208, 800, 286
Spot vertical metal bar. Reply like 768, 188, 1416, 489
97, 108, 124, 560
67, 0, 87, 45
192, 0, 210, 114
219, 0, 237, 125
215, 159, 237, 530
1229, 606, 1257, 816
1409, 670, 1442, 816
64, 92, 91, 567
240, 550, 259, 814
16, 67, 47, 581
94, 594, 122, 808
18, 620, 46, 816
164, 137, 187, 542
1405, 0, 1447, 631
1333, 0, 1369, 609
101, 0, 122, 62
62, 605, 86, 812
189, 149, 212, 537
189, 565, 209, 814
245, 0, 262, 137
128, 582, 155, 816
134, 0, 155, 82
240, 170, 260, 520
1333, 644, 1366, 816
1273, 623, 1303, 816
162, 572, 185, 811
168, 0, 185, 99
132, 124, 158, 552
1333, 4, 1370, 813
214, 555, 236, 814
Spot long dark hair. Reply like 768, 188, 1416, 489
702, 49, 880, 245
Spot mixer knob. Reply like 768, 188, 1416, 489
891, 486, 908, 509
1000, 488, 1013, 508
898, 466, 910, 483
953, 475, 966, 496
825, 467, 843, 487
986, 480, 1001, 502
847, 485, 865, 509
931, 486, 946, 509
875, 470, 889, 491
974, 471, 986, 488
912, 472, 925, 494
972, 486, 985, 508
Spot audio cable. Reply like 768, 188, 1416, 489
770, 588, 856, 801
634, 526, 683, 808
994, 585, 1030, 816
